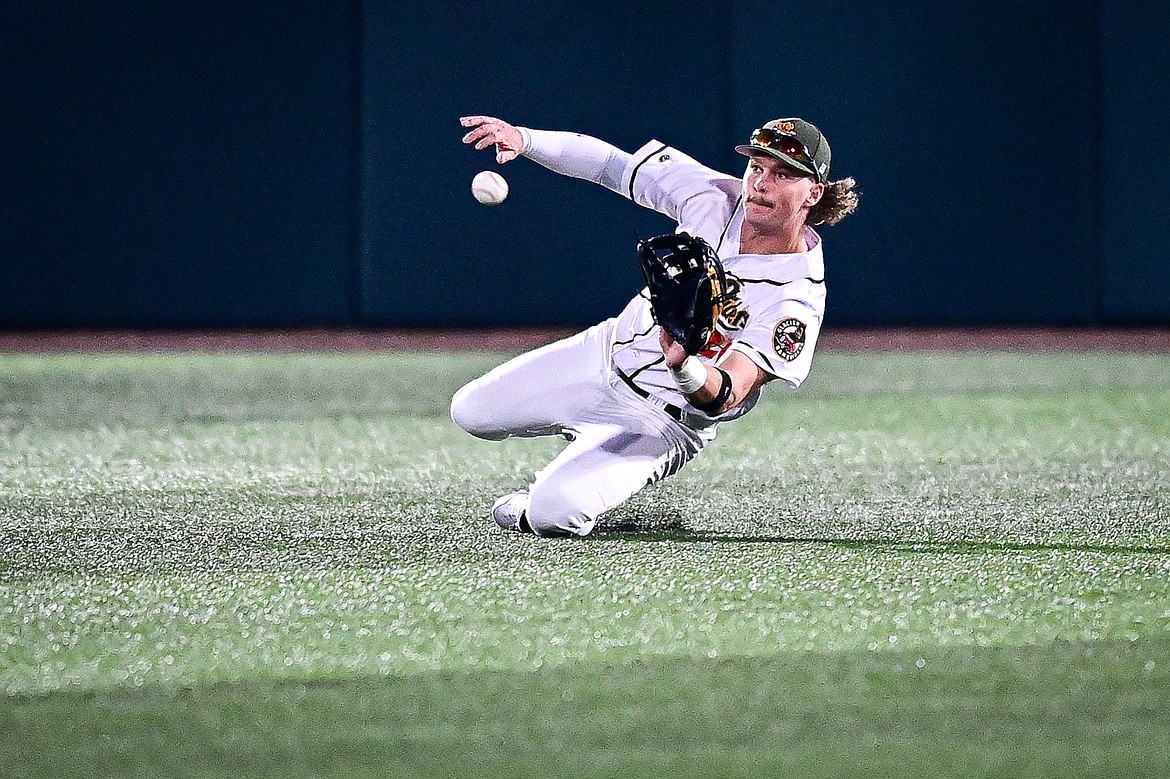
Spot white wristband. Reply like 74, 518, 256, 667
669, 356, 708, 394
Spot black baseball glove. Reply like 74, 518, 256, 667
636, 232, 729, 355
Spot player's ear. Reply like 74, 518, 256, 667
804, 182, 825, 208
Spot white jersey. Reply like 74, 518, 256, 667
608, 141, 827, 422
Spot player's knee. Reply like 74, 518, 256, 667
526, 484, 595, 538
450, 383, 507, 441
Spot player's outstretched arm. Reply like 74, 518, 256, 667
460, 115, 526, 164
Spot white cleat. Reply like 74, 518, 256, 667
491, 491, 532, 533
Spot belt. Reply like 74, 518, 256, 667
615, 369, 685, 423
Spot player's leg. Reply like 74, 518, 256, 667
520, 414, 703, 537
450, 322, 611, 441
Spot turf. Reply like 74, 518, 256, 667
1, 348, 1168, 778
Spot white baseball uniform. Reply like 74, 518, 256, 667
450, 129, 826, 537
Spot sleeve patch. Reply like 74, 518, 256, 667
772, 318, 807, 362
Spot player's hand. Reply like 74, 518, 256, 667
659, 327, 688, 370
460, 115, 525, 164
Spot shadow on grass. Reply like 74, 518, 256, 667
593, 516, 1170, 555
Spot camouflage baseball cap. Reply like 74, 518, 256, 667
735, 118, 831, 183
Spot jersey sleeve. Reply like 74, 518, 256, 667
519, 128, 630, 194
620, 141, 742, 243
726, 280, 827, 390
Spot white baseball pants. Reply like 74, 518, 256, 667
450, 319, 712, 537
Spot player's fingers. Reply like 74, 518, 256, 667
461, 122, 489, 143
658, 327, 685, 365
463, 121, 510, 145
461, 116, 521, 162
460, 115, 500, 127
463, 129, 501, 149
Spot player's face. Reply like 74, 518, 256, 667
742, 154, 823, 226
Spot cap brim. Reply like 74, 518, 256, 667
734, 144, 819, 179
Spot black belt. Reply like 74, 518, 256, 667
616, 369, 685, 422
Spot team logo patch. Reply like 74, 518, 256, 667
773, 318, 807, 362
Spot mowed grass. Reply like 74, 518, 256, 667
1, 346, 1168, 778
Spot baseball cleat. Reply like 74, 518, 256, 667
491, 491, 532, 533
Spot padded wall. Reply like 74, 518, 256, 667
1, 2, 357, 327
1099, 0, 1170, 323
2, 1, 1166, 329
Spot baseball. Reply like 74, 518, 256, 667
471, 170, 509, 205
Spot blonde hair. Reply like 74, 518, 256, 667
808, 177, 860, 226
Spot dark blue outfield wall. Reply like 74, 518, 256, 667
2, 1, 1168, 329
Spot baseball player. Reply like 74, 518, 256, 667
452, 114, 859, 537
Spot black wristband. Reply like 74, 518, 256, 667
694, 368, 732, 415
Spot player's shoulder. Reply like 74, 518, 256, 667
628, 140, 700, 168
626, 141, 738, 185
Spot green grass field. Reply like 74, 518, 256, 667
2, 346, 1169, 778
